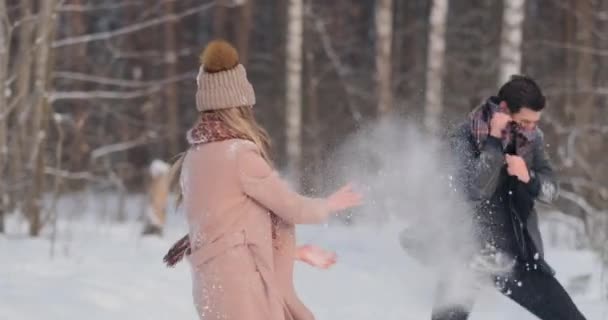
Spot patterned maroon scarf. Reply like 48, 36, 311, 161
163, 112, 279, 267
186, 112, 249, 145
469, 97, 538, 157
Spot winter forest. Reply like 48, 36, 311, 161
1, 0, 608, 319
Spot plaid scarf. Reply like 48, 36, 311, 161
469, 97, 538, 157
164, 112, 280, 267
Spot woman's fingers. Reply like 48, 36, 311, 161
298, 245, 338, 269
327, 183, 364, 211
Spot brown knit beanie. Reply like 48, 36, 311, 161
195, 40, 256, 111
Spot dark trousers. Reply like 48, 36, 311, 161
431, 266, 587, 320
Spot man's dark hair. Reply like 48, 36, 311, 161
497, 75, 546, 113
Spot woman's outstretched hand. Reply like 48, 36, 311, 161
293, 184, 360, 269
296, 245, 337, 269
326, 183, 363, 212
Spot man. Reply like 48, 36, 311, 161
431, 76, 586, 319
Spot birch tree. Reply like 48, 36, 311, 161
286, 0, 303, 183
423, 0, 448, 133
375, 0, 393, 116
498, 0, 525, 85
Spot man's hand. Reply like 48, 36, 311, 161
490, 112, 512, 138
505, 154, 530, 183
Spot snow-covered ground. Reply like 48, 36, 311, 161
1, 195, 606, 320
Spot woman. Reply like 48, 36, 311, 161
164, 40, 362, 320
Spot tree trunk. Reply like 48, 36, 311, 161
573, 0, 594, 127
375, 0, 393, 116
272, 0, 287, 166
498, 0, 525, 85
563, 1, 576, 120
423, 0, 448, 133
304, 2, 321, 191
286, 0, 303, 184
235, 0, 253, 66
26, 0, 57, 237
164, 0, 180, 156
0, 0, 8, 233
10, 0, 33, 216
68, 0, 90, 176
573, 0, 601, 246
213, 4, 228, 39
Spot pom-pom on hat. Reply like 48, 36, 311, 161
195, 40, 256, 111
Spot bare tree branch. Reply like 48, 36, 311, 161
50, 87, 160, 101
545, 86, 608, 96
562, 177, 608, 200
90, 135, 151, 160
57, 1, 144, 12
54, 72, 152, 88
530, 39, 608, 57
308, 10, 362, 121
44, 167, 97, 181
52, 1, 216, 48
104, 45, 196, 60
559, 190, 601, 232
50, 72, 195, 101
53, 71, 195, 88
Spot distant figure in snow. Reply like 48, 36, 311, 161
430, 76, 586, 319
163, 40, 362, 320
142, 159, 170, 236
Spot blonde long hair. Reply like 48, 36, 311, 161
168, 106, 272, 206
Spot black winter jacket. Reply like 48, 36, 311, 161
450, 123, 559, 274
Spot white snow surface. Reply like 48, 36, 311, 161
1, 201, 606, 320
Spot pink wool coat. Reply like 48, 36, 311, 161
181, 139, 331, 320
